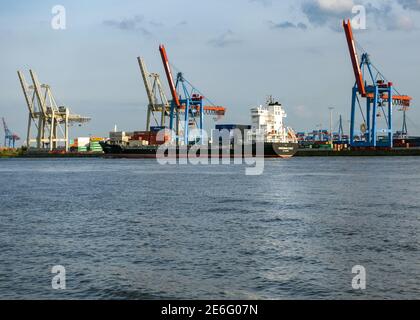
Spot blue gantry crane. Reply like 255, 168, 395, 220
2, 117, 20, 148
174, 71, 205, 145
343, 20, 412, 149
159, 45, 226, 145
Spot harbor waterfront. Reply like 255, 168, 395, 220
2, 0, 420, 306
3, 147, 420, 158
0, 157, 418, 299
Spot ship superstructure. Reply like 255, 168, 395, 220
251, 96, 297, 144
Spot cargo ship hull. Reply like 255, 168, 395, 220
99, 142, 298, 159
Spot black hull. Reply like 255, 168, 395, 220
100, 142, 298, 159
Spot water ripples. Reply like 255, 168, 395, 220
0, 157, 419, 299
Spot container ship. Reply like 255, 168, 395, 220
100, 97, 298, 159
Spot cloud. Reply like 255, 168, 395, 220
301, 0, 355, 27
398, 0, 420, 11
208, 30, 242, 48
395, 14, 416, 29
300, 0, 416, 31
269, 21, 308, 30
365, 2, 415, 31
149, 20, 164, 27
103, 15, 143, 30
249, 0, 272, 7
384, 13, 415, 30
103, 15, 152, 35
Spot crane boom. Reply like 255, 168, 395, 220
17, 71, 35, 117
137, 57, 155, 106
343, 20, 366, 97
159, 44, 181, 109
29, 69, 48, 116
2, 117, 9, 133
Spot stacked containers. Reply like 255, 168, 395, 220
130, 129, 170, 146
89, 139, 103, 152
77, 137, 90, 152
318, 143, 333, 150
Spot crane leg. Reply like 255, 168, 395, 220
350, 87, 357, 146
146, 106, 151, 131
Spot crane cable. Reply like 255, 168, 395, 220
169, 62, 219, 107
354, 39, 404, 96
354, 38, 416, 131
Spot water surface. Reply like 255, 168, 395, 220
0, 157, 419, 299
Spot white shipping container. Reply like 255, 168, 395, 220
77, 137, 90, 147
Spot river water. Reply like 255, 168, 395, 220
0, 157, 419, 299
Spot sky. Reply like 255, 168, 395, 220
1, 0, 420, 142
